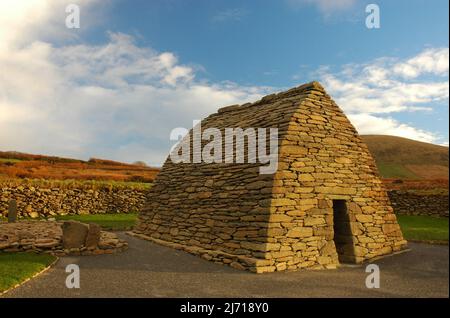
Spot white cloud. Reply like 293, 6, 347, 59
348, 114, 438, 144
393, 48, 449, 79
309, 49, 449, 144
315, 49, 449, 115
0, 3, 269, 165
0, 0, 104, 50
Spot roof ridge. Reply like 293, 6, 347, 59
216, 81, 325, 114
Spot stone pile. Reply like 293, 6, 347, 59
134, 81, 407, 273
0, 220, 128, 256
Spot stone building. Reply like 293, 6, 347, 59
134, 81, 407, 273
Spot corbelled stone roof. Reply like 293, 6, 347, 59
134, 81, 407, 273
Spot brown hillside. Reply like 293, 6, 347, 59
1, 135, 448, 183
0, 151, 159, 182
361, 135, 449, 180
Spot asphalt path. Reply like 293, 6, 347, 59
3, 233, 448, 298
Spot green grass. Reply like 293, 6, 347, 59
0, 178, 152, 190
0, 213, 139, 230
54, 213, 138, 230
377, 163, 420, 179
0, 252, 57, 293
398, 215, 449, 242
0, 158, 22, 163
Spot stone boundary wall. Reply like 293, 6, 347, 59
388, 190, 449, 218
2, 182, 447, 222
0, 181, 149, 218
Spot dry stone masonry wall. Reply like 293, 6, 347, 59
388, 190, 449, 218
135, 82, 407, 273
0, 181, 148, 218
0, 181, 440, 220
0, 180, 442, 220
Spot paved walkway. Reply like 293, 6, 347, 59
3, 233, 449, 298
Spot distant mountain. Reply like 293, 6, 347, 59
361, 135, 449, 180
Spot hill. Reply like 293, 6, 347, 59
1, 135, 448, 184
361, 135, 449, 180
0, 151, 158, 183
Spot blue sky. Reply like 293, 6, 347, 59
101, 0, 448, 85
0, 0, 448, 165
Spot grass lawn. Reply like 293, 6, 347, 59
398, 215, 449, 242
55, 213, 138, 230
0, 213, 138, 230
0, 252, 57, 293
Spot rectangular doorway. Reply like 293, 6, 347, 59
332, 200, 356, 263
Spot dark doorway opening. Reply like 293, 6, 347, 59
332, 200, 356, 263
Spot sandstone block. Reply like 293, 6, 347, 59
292, 242, 307, 252
317, 256, 332, 265
382, 224, 400, 234
280, 146, 308, 155
272, 198, 296, 206
304, 217, 325, 226
355, 214, 373, 223
287, 227, 313, 238
269, 214, 293, 222
299, 174, 315, 182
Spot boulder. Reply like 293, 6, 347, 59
62, 221, 89, 249
85, 223, 101, 249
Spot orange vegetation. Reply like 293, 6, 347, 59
0, 151, 159, 183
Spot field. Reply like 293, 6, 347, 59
0, 151, 159, 183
